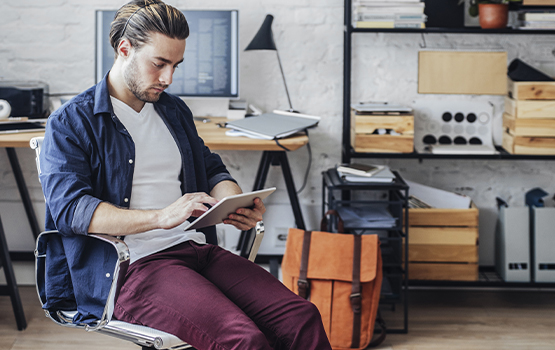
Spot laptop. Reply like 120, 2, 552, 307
0, 118, 46, 134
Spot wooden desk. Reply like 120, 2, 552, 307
194, 117, 308, 151
1, 120, 308, 268
0, 132, 45, 240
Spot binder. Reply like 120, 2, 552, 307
496, 206, 531, 282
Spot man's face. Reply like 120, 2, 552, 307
123, 32, 185, 103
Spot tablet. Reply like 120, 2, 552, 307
183, 187, 276, 231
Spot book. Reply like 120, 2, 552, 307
354, 13, 427, 21
519, 11, 555, 21
224, 110, 320, 140
519, 20, 555, 29
351, 102, 413, 114
354, 21, 425, 28
337, 163, 385, 177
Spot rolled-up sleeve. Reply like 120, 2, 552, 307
40, 109, 101, 236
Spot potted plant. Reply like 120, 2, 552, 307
468, 0, 521, 29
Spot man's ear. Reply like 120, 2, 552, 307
117, 38, 133, 58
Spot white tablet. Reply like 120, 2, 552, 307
183, 187, 276, 231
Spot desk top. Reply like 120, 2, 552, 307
0, 117, 309, 151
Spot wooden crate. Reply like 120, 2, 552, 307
504, 96, 555, 119
503, 113, 555, 137
409, 263, 479, 281
502, 131, 555, 155
351, 112, 414, 153
405, 205, 479, 281
508, 79, 555, 100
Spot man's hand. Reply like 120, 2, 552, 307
223, 197, 266, 231
158, 192, 218, 230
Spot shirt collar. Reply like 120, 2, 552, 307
93, 70, 113, 117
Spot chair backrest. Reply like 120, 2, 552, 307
30, 136, 44, 179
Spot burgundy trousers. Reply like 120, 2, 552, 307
113, 241, 332, 350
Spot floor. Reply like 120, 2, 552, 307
1, 286, 554, 350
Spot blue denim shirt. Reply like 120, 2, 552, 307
39, 73, 235, 324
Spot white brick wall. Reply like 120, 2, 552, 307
2, 0, 555, 265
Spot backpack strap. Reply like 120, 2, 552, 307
297, 230, 312, 300
350, 234, 362, 348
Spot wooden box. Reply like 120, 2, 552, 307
406, 205, 479, 281
503, 113, 555, 137
351, 112, 414, 153
504, 96, 555, 119
502, 131, 555, 155
508, 79, 555, 100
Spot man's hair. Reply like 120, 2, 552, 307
109, 0, 189, 54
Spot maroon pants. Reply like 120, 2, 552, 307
114, 241, 332, 350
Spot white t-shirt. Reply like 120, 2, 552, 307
110, 97, 206, 263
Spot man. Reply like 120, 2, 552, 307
40, 0, 331, 349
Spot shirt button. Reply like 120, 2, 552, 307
106, 273, 111, 278
129, 159, 133, 164
124, 198, 129, 203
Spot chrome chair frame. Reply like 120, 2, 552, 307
31, 136, 265, 350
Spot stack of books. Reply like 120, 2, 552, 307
352, 0, 426, 29
336, 163, 396, 183
517, 11, 555, 30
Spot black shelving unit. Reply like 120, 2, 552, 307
342, 0, 555, 291
322, 169, 409, 334
342, 0, 555, 164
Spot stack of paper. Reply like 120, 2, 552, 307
337, 205, 397, 229
337, 164, 396, 183
352, 0, 427, 29
351, 102, 413, 115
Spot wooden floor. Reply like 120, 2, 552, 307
1, 286, 554, 349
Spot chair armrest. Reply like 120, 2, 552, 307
86, 234, 130, 331
247, 221, 265, 262
35, 231, 130, 331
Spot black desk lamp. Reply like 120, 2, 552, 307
245, 14, 297, 113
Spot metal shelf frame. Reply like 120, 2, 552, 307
322, 169, 409, 334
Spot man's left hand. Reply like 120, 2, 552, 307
223, 197, 266, 231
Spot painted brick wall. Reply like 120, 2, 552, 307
2, 0, 555, 265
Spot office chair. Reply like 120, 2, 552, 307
30, 136, 265, 350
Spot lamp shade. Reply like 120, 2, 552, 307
245, 15, 276, 51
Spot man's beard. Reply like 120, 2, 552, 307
123, 55, 168, 103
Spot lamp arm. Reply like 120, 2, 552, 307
275, 48, 294, 112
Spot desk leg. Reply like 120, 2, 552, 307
239, 150, 306, 278
0, 216, 27, 330
6, 148, 40, 239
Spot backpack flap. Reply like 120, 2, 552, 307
282, 228, 379, 284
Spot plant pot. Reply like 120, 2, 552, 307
478, 3, 509, 29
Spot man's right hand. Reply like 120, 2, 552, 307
89, 192, 218, 236
157, 192, 218, 230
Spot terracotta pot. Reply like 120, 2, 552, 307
478, 3, 509, 29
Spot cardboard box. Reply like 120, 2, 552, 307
405, 205, 479, 281
508, 79, 555, 100
351, 112, 414, 153
418, 51, 507, 95
502, 131, 555, 155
